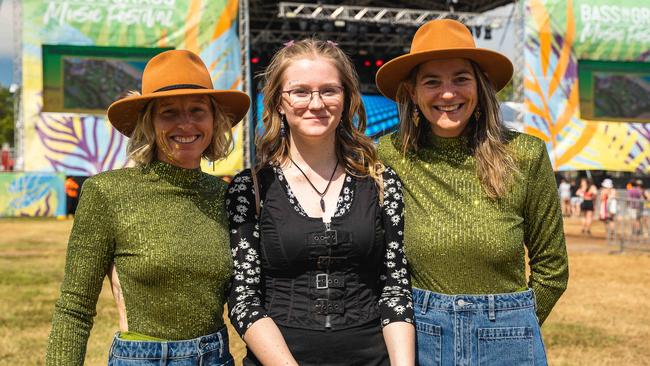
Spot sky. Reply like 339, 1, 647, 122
0, 0, 14, 87
476, 3, 517, 62
0, 1, 516, 88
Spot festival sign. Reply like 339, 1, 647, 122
20, 0, 243, 176
524, 0, 650, 171
573, 0, 650, 60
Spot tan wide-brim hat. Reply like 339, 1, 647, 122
376, 19, 514, 101
107, 49, 250, 137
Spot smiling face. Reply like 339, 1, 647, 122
409, 58, 478, 138
278, 56, 344, 143
152, 95, 214, 169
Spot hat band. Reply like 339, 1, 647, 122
153, 84, 208, 93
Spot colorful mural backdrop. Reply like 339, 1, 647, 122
20, 0, 243, 176
0, 173, 66, 217
524, 0, 650, 171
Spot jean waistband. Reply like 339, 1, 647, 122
110, 327, 228, 359
413, 288, 535, 312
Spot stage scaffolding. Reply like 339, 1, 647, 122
12, 0, 23, 171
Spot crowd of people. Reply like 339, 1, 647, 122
559, 176, 650, 238
45, 19, 569, 366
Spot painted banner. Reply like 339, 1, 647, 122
524, 0, 650, 172
0, 172, 66, 217
20, 0, 243, 176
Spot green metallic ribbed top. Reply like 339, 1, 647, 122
46, 160, 232, 365
378, 131, 568, 324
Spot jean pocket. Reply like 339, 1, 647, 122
478, 327, 533, 366
108, 357, 160, 366
200, 348, 234, 366
416, 321, 442, 366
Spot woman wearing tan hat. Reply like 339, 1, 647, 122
46, 49, 250, 365
376, 19, 568, 365
226, 39, 414, 366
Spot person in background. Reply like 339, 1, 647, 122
572, 177, 587, 217
627, 179, 644, 236
559, 177, 572, 217
64, 177, 80, 217
641, 184, 650, 236
46, 50, 250, 365
375, 18, 568, 366
599, 178, 617, 241
0, 143, 11, 171
580, 179, 597, 235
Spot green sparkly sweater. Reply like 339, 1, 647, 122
378, 131, 568, 324
46, 161, 232, 365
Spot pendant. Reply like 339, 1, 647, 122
320, 197, 325, 212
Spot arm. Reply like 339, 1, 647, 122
46, 178, 115, 365
523, 138, 569, 324
378, 167, 415, 366
226, 171, 298, 366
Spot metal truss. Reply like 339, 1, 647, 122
513, 0, 525, 116
277, 2, 505, 27
251, 29, 413, 53
12, 0, 24, 170
239, 0, 254, 168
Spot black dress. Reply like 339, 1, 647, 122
226, 165, 413, 366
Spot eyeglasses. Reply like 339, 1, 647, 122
281, 86, 344, 108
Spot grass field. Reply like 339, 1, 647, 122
1, 217, 649, 365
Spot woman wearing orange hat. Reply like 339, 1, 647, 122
226, 39, 414, 366
46, 50, 250, 365
376, 19, 568, 365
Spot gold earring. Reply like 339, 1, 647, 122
412, 106, 420, 127
474, 108, 481, 122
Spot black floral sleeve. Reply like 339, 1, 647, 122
379, 166, 415, 327
226, 169, 268, 336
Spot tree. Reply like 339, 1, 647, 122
496, 79, 514, 102
0, 85, 14, 146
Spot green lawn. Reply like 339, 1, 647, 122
1, 217, 649, 365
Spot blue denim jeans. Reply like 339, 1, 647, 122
414, 288, 547, 366
108, 328, 233, 366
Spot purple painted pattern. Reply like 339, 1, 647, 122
36, 113, 129, 176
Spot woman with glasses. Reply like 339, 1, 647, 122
226, 39, 415, 366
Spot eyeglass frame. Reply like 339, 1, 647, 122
280, 85, 345, 108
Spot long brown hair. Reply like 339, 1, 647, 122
395, 60, 518, 199
256, 38, 383, 188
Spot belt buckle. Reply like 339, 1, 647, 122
316, 273, 329, 289
325, 229, 338, 246
314, 298, 328, 314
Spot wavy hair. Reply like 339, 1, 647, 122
256, 38, 384, 190
126, 92, 234, 166
395, 61, 519, 199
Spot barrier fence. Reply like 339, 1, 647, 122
594, 192, 650, 252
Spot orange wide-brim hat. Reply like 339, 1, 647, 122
107, 49, 250, 137
376, 19, 513, 101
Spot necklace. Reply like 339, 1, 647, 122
289, 156, 339, 213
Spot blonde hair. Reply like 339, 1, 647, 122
126, 92, 234, 166
256, 38, 384, 189
395, 60, 518, 199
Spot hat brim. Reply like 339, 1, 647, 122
376, 48, 514, 101
107, 88, 251, 137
